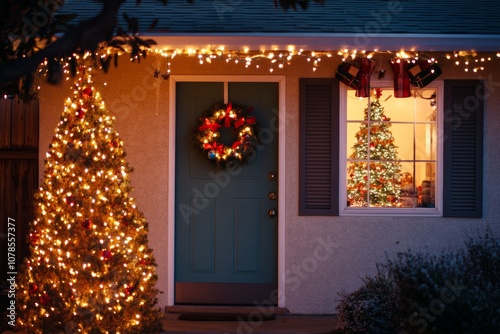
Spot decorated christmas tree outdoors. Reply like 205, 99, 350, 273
347, 89, 402, 207
16, 66, 162, 333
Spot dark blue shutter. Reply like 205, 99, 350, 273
443, 80, 484, 217
299, 78, 339, 216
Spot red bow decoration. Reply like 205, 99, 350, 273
199, 118, 221, 132
203, 142, 224, 154
231, 141, 242, 149
224, 102, 233, 128
235, 116, 256, 128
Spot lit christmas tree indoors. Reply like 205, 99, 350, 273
16, 66, 162, 333
347, 89, 403, 207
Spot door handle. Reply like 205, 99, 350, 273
268, 208, 277, 217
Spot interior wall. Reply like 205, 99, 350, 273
39, 52, 500, 314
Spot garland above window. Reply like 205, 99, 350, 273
192, 102, 260, 166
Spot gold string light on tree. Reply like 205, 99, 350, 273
16, 64, 162, 333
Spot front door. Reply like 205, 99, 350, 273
175, 81, 279, 305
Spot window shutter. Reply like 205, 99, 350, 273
443, 80, 484, 217
299, 78, 339, 216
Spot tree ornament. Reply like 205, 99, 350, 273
29, 284, 39, 295
82, 87, 92, 98
101, 250, 113, 260
40, 293, 51, 305
208, 150, 217, 160
125, 284, 136, 295
193, 102, 260, 166
66, 195, 75, 206
82, 219, 92, 230
76, 108, 86, 119
29, 231, 40, 245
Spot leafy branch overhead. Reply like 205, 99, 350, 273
0, 0, 322, 101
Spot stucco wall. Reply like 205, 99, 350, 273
39, 52, 500, 314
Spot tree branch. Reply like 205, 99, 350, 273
0, 0, 125, 83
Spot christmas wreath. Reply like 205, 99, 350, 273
192, 102, 260, 166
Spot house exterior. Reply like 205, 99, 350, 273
36, 0, 500, 314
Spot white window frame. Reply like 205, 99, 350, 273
339, 81, 444, 217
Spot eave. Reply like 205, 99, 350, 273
146, 32, 500, 52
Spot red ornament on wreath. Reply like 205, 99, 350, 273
193, 102, 260, 166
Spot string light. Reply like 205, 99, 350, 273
30, 47, 500, 89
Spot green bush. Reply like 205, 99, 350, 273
334, 228, 500, 334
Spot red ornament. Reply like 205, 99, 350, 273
76, 108, 86, 119
122, 217, 132, 226
82, 87, 92, 98
101, 250, 112, 260
30, 231, 40, 245
110, 139, 120, 148
82, 219, 92, 230
374, 88, 383, 100
125, 284, 135, 295
40, 293, 51, 305
29, 284, 39, 295
66, 195, 75, 207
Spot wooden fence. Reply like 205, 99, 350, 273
0, 96, 39, 284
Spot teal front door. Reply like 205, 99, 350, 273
175, 81, 279, 305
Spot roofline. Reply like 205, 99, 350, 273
145, 33, 500, 52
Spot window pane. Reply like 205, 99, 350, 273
400, 163, 416, 208
346, 161, 368, 207
346, 90, 369, 121
415, 123, 437, 160
347, 122, 368, 158
347, 161, 402, 207
415, 89, 437, 122
382, 94, 414, 122
390, 123, 413, 161
415, 162, 436, 208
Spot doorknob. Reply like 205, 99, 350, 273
268, 208, 277, 217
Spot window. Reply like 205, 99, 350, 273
299, 79, 483, 217
340, 84, 441, 215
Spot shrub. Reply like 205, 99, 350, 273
335, 274, 397, 334
334, 228, 500, 334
